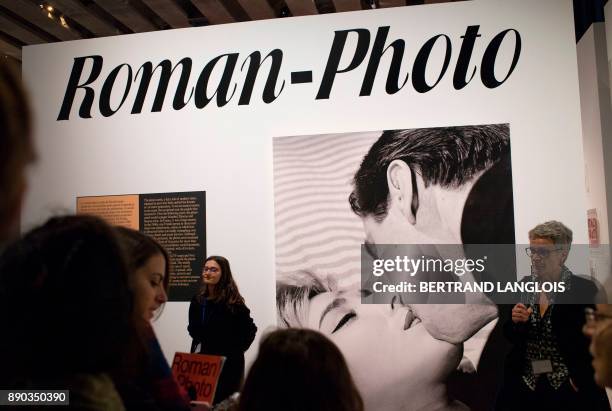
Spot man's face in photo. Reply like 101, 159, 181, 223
360, 183, 462, 248
362, 214, 412, 247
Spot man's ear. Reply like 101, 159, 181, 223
387, 159, 417, 225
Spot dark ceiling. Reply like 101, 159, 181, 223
2, 0, 606, 63
0, 0, 466, 62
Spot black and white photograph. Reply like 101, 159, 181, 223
10, 0, 609, 409
274, 125, 515, 411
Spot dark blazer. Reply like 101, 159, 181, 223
188, 296, 257, 404
500, 275, 610, 410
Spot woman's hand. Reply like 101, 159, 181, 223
569, 378, 579, 392
511, 303, 532, 324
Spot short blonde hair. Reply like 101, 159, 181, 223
528, 220, 572, 250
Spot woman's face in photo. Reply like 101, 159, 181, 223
131, 253, 168, 322
305, 290, 461, 410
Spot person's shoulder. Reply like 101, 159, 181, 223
230, 301, 248, 310
569, 274, 598, 292
69, 373, 127, 411
570, 273, 594, 284
228, 302, 251, 314
559, 273, 603, 304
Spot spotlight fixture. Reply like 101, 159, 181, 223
39, 3, 54, 19
38, 2, 71, 30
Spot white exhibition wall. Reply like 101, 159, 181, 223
578, 22, 612, 292
607, 1, 612, 106
22, 0, 588, 365
579, 23, 610, 246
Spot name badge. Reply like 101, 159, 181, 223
532, 359, 553, 374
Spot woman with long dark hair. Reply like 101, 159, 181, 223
0, 215, 134, 409
114, 227, 191, 411
188, 256, 257, 405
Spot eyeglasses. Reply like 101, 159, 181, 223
585, 307, 612, 326
203, 267, 219, 273
525, 247, 561, 258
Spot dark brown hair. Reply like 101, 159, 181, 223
349, 125, 510, 222
0, 215, 134, 382
198, 255, 245, 306
239, 328, 364, 411
114, 226, 170, 293
0, 60, 36, 238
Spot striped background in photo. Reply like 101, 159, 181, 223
273, 131, 380, 286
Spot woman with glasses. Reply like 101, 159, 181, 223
188, 256, 257, 405
496, 221, 610, 411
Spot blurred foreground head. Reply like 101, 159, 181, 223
591, 323, 612, 388
0, 60, 36, 242
0, 215, 134, 383
239, 328, 364, 411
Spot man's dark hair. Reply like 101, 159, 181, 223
349, 124, 510, 221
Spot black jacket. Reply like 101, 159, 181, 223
188, 297, 257, 404
501, 275, 610, 410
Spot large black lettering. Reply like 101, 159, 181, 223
316, 29, 370, 99
132, 58, 194, 113
360, 26, 409, 96
57, 55, 103, 120
239, 50, 285, 105
99, 64, 133, 117
412, 34, 452, 93
453, 25, 481, 90
194, 54, 239, 108
481, 29, 521, 88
